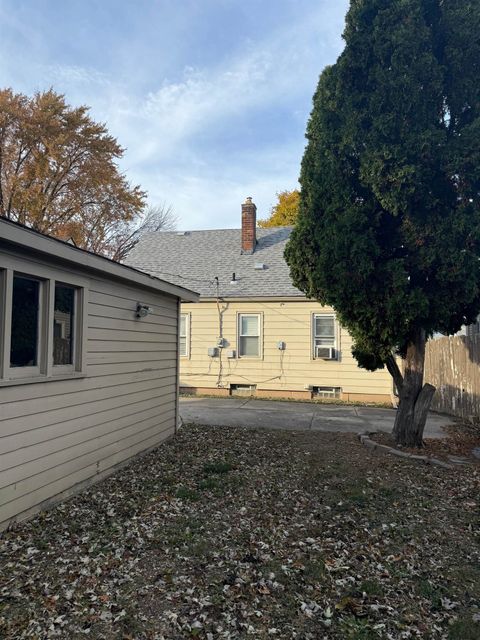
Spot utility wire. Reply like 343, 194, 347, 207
154, 271, 218, 285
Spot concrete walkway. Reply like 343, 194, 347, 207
179, 397, 454, 438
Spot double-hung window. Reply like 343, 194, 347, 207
238, 314, 261, 357
0, 266, 86, 384
312, 314, 337, 359
179, 313, 189, 357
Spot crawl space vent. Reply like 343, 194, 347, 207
230, 384, 257, 397
313, 386, 341, 399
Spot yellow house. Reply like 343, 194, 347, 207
127, 198, 393, 403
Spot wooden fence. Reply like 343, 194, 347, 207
425, 334, 480, 419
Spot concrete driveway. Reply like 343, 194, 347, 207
179, 397, 453, 438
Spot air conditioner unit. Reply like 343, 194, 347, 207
315, 346, 335, 360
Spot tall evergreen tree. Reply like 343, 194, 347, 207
285, 0, 480, 446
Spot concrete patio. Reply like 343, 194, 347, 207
179, 397, 454, 438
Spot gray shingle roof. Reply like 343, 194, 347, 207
125, 227, 305, 298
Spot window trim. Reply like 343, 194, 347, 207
179, 312, 190, 358
237, 312, 262, 359
5, 272, 48, 380
0, 269, 6, 379
312, 313, 338, 360
0, 261, 88, 386
51, 282, 83, 376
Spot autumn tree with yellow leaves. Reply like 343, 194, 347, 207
0, 88, 155, 259
258, 189, 300, 227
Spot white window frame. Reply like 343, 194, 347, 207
237, 313, 262, 359
312, 313, 338, 360
0, 258, 88, 386
179, 312, 190, 358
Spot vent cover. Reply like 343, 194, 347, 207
313, 386, 341, 398
230, 384, 256, 397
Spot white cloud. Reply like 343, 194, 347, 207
43, 64, 113, 88
103, 7, 346, 226
0, 0, 348, 229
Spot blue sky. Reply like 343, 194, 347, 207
0, 0, 349, 229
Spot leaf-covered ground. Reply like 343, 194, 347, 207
372, 422, 480, 464
1, 424, 479, 639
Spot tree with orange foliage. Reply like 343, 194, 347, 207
0, 88, 148, 258
258, 189, 300, 228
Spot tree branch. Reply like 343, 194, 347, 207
386, 353, 403, 394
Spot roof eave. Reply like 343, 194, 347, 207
0, 218, 199, 302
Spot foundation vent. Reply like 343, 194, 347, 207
312, 386, 341, 399
230, 384, 257, 397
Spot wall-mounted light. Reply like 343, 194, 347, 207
136, 303, 151, 318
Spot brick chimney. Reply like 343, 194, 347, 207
241, 196, 257, 254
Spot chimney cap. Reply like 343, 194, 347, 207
244, 196, 254, 204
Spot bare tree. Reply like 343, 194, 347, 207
110, 203, 178, 262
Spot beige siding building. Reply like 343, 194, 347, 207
127, 198, 393, 403
0, 219, 197, 531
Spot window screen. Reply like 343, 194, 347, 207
239, 314, 260, 357
10, 275, 40, 367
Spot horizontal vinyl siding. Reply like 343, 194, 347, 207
0, 266, 179, 530
180, 300, 392, 396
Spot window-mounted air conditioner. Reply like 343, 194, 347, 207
315, 346, 336, 360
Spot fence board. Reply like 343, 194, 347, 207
425, 335, 480, 418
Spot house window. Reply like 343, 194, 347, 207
0, 268, 86, 384
53, 284, 76, 366
238, 314, 261, 357
10, 275, 41, 368
179, 313, 189, 357
313, 314, 337, 359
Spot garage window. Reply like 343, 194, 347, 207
53, 283, 77, 367
0, 269, 86, 383
10, 275, 41, 369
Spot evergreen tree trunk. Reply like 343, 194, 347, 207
393, 329, 436, 448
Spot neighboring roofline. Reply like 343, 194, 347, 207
147, 225, 294, 234
0, 217, 199, 302
184, 296, 307, 303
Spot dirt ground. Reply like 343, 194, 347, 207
1, 424, 479, 639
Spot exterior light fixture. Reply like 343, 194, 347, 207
136, 303, 151, 318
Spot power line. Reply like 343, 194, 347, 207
154, 270, 218, 285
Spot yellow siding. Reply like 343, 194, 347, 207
180, 300, 392, 399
